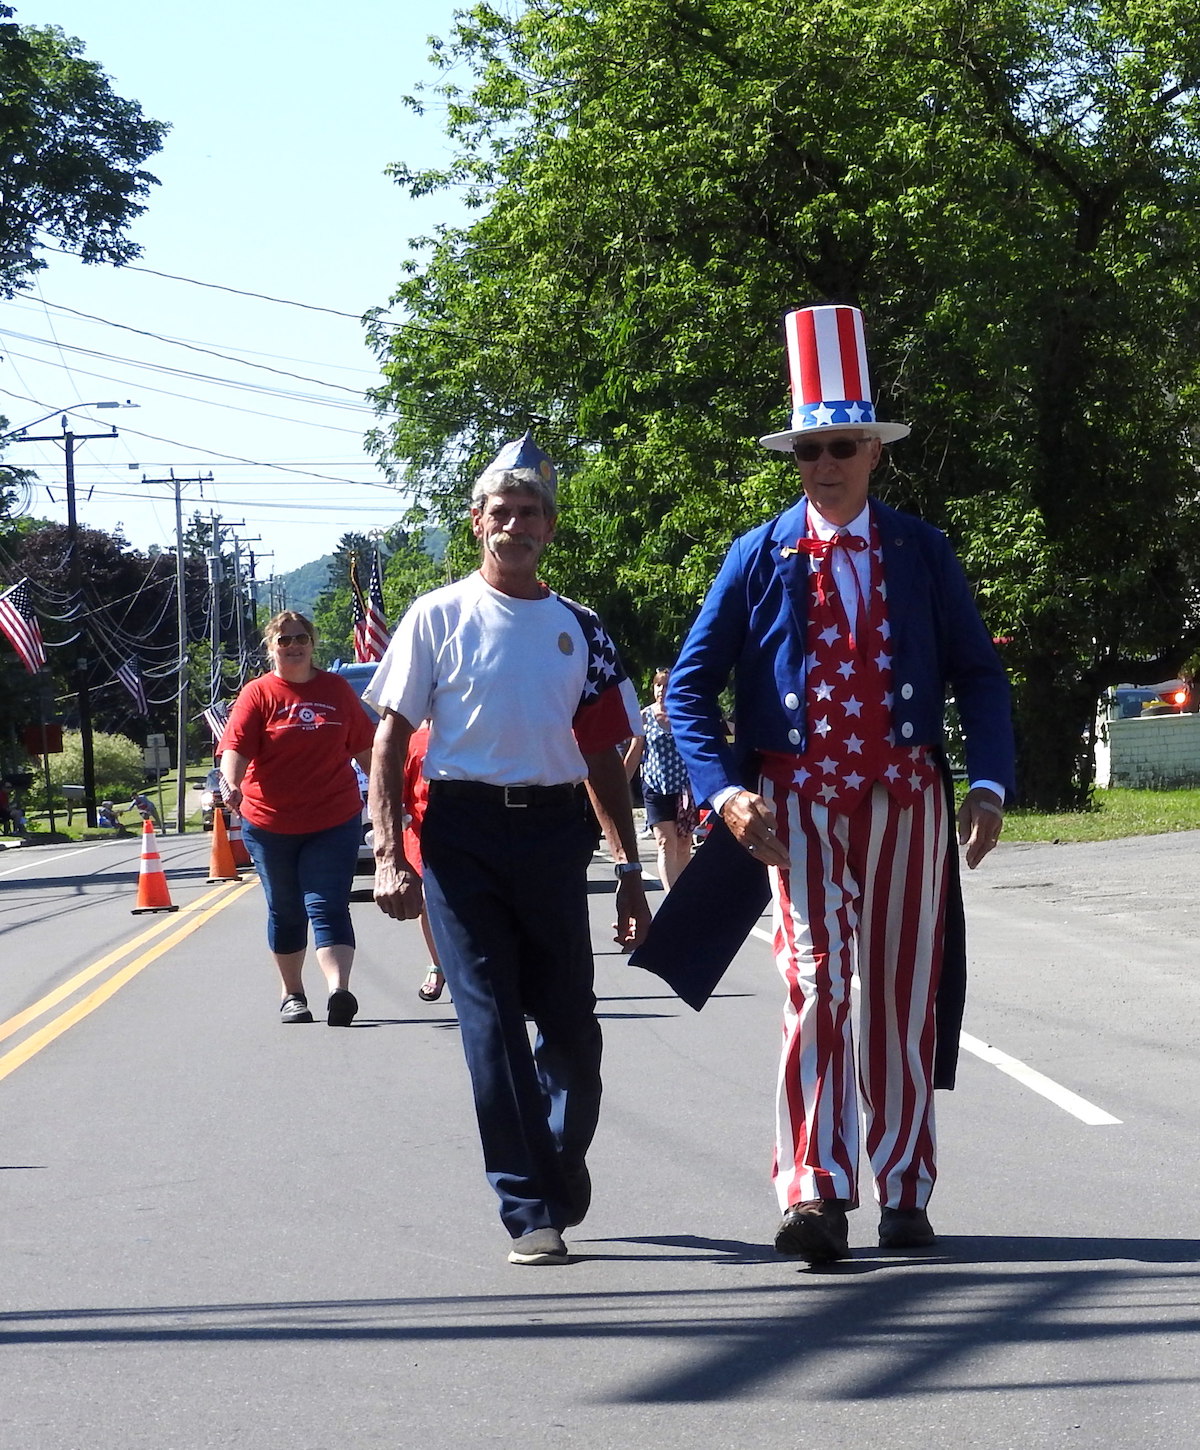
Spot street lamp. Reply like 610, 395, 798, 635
6, 402, 139, 827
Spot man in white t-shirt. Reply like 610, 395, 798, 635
365, 432, 650, 1266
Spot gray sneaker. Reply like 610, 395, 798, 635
507, 1228, 568, 1265
280, 993, 314, 1024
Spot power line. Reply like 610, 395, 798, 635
0, 328, 378, 412
0, 386, 395, 488
0, 344, 372, 436
43, 243, 489, 341
35, 299, 370, 397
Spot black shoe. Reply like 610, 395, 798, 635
417, 968, 445, 1002
280, 993, 313, 1024
775, 1199, 852, 1263
326, 989, 358, 1026
563, 1161, 591, 1228
878, 1206, 936, 1249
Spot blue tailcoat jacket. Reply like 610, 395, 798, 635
630, 497, 1016, 1088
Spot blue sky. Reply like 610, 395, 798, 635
2, 0, 475, 574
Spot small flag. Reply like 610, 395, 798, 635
0, 579, 47, 674
351, 550, 390, 663
115, 656, 148, 715
203, 701, 231, 740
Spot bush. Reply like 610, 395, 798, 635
29, 730, 147, 809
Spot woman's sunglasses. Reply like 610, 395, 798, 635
274, 632, 311, 646
792, 438, 865, 462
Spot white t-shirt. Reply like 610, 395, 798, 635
363, 571, 642, 787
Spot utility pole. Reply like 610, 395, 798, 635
141, 471, 211, 832
207, 514, 244, 732
10, 410, 128, 827
230, 533, 261, 685
246, 550, 274, 638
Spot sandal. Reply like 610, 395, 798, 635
418, 968, 445, 1002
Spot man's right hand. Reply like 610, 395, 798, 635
373, 858, 425, 920
719, 789, 790, 868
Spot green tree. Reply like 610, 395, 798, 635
313, 522, 445, 661
369, 0, 1200, 808
0, 6, 167, 295
381, 515, 445, 617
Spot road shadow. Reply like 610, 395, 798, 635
5, 1234, 1197, 1413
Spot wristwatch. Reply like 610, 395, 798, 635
613, 862, 644, 877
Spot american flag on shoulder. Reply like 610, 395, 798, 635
0, 579, 47, 673
351, 549, 390, 663
558, 594, 642, 753
115, 656, 148, 715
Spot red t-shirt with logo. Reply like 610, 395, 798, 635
219, 671, 376, 834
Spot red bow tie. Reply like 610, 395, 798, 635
790, 532, 867, 559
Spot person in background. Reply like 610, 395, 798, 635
402, 721, 447, 1003
219, 611, 375, 1027
129, 790, 162, 828
98, 800, 128, 833
623, 666, 694, 891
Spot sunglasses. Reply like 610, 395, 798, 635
793, 438, 866, 462
274, 632, 311, 646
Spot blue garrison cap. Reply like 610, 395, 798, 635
483, 428, 558, 498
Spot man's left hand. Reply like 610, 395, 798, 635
613, 877, 651, 951
956, 788, 1005, 870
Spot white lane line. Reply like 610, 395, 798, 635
746, 925, 1121, 1125
0, 846, 103, 878
958, 1032, 1121, 1125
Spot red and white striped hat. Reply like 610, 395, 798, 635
759, 304, 910, 451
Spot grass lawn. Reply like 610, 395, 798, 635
13, 810, 204, 844
11, 789, 1200, 849
1000, 788, 1200, 843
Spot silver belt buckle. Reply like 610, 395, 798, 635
503, 785, 528, 808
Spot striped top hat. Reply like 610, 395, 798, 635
759, 305, 910, 452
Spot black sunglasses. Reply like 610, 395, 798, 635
274, 632, 311, 646
793, 438, 865, 462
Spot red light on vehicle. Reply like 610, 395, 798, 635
1171, 689, 1189, 707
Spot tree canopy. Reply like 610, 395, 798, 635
369, 0, 1200, 809
0, 4, 166, 295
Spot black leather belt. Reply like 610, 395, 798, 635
428, 779, 581, 809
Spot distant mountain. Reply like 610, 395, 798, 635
276, 555, 332, 618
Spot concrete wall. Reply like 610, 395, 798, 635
1106, 713, 1200, 788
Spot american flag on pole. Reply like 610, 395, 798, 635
351, 550, 390, 663
203, 701, 231, 740
0, 579, 47, 673
115, 656, 148, 715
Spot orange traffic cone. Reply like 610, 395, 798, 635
228, 809, 253, 869
131, 818, 179, 914
207, 807, 240, 883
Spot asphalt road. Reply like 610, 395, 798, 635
1, 828, 1198, 1449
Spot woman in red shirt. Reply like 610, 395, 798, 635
218, 612, 376, 1025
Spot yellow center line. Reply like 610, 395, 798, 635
0, 876, 261, 1083
0, 878, 252, 1047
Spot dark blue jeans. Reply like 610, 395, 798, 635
420, 787, 601, 1239
241, 813, 361, 955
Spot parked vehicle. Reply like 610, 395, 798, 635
1111, 680, 1192, 719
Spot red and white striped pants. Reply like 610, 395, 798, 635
765, 777, 950, 1212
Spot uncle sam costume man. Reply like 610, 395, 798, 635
659, 305, 1015, 1264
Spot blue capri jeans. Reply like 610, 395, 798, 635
241, 813, 361, 955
